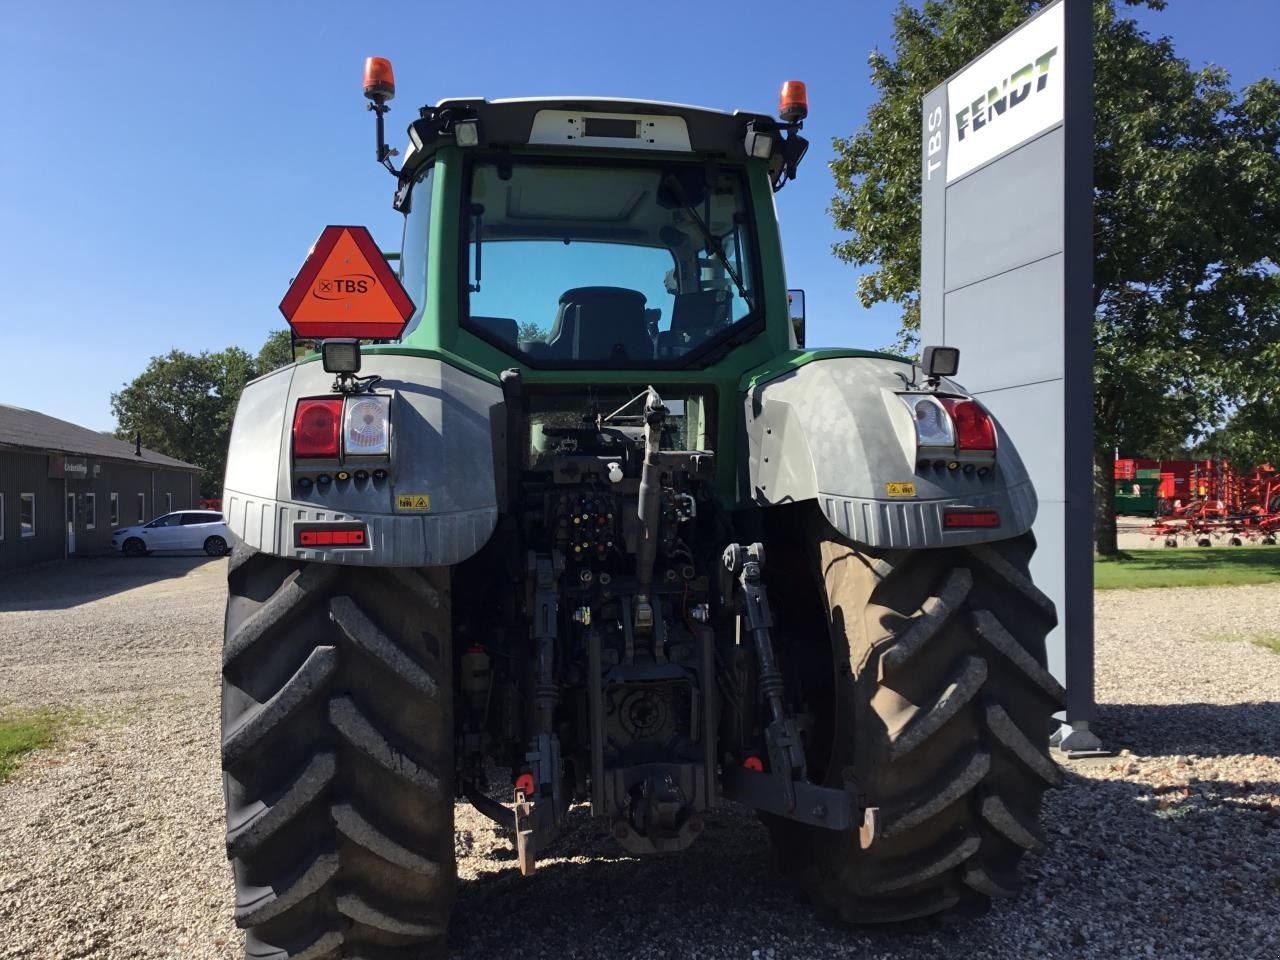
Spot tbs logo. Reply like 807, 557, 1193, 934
314, 274, 377, 300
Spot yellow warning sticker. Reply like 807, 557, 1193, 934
394, 493, 432, 512
884, 482, 917, 498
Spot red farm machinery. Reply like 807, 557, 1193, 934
1115, 458, 1280, 547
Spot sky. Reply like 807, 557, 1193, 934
1, 0, 1276, 431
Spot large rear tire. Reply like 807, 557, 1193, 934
221, 547, 455, 958
769, 529, 1064, 922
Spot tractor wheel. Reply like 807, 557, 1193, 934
768, 528, 1063, 923
221, 546, 455, 959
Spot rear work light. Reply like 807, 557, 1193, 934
343, 395, 391, 457
940, 398, 997, 452
293, 398, 343, 458
899, 394, 955, 447
944, 510, 1001, 529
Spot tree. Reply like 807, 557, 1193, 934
111, 330, 298, 496
111, 347, 255, 497
1194, 338, 1280, 467
517, 321, 548, 342
257, 329, 296, 373
831, 0, 1280, 553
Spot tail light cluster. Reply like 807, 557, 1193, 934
292, 395, 392, 460
899, 393, 998, 479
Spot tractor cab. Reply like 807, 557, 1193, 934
362, 59, 810, 379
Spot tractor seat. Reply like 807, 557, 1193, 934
470, 315, 519, 346
547, 286, 653, 361
656, 290, 732, 357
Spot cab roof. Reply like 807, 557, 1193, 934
400, 96, 780, 171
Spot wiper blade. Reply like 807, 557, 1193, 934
661, 173, 751, 305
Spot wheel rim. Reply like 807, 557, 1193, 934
206, 537, 227, 556
124, 539, 144, 557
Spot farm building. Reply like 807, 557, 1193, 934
0, 403, 202, 572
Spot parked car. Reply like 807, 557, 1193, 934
111, 510, 232, 557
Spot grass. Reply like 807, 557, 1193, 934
0, 708, 68, 782
1205, 632, 1280, 656
1252, 635, 1280, 655
1094, 546, 1280, 590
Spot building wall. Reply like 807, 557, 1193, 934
151, 469, 197, 523
1, 448, 200, 571
0, 450, 66, 570
66, 461, 198, 557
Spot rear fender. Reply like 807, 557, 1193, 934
222, 354, 501, 566
742, 356, 1037, 547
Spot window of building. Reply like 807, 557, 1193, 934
20, 493, 35, 538
137, 493, 145, 523
85, 493, 96, 530
110, 493, 119, 527
165, 492, 173, 513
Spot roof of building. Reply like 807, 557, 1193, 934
0, 403, 201, 472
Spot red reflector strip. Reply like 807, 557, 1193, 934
297, 526, 368, 547
944, 510, 1001, 529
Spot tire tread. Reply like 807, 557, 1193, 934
767, 523, 1058, 925
221, 552, 453, 958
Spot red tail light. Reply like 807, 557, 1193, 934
940, 398, 996, 452
293, 398, 343, 458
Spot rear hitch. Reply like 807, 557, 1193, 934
719, 542, 866, 834
513, 786, 537, 876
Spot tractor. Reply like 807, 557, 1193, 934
218, 58, 1064, 959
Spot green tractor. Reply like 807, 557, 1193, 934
219, 58, 1064, 958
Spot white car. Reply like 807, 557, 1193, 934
111, 510, 232, 557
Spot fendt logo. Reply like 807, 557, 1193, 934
955, 46, 1059, 143
313, 273, 377, 300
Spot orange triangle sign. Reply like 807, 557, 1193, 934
279, 225, 415, 339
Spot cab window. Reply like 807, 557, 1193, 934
462, 159, 759, 367
399, 165, 434, 338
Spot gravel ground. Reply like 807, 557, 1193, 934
1, 557, 1277, 959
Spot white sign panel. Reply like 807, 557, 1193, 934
946, 2, 1065, 182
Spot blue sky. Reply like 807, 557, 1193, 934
1, 0, 1275, 430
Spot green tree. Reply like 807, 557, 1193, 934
111, 330, 298, 496
1194, 339, 1280, 467
111, 347, 255, 497
831, 0, 1280, 553
257, 329, 297, 373
517, 321, 548, 342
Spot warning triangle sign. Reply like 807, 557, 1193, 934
279, 225, 415, 339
